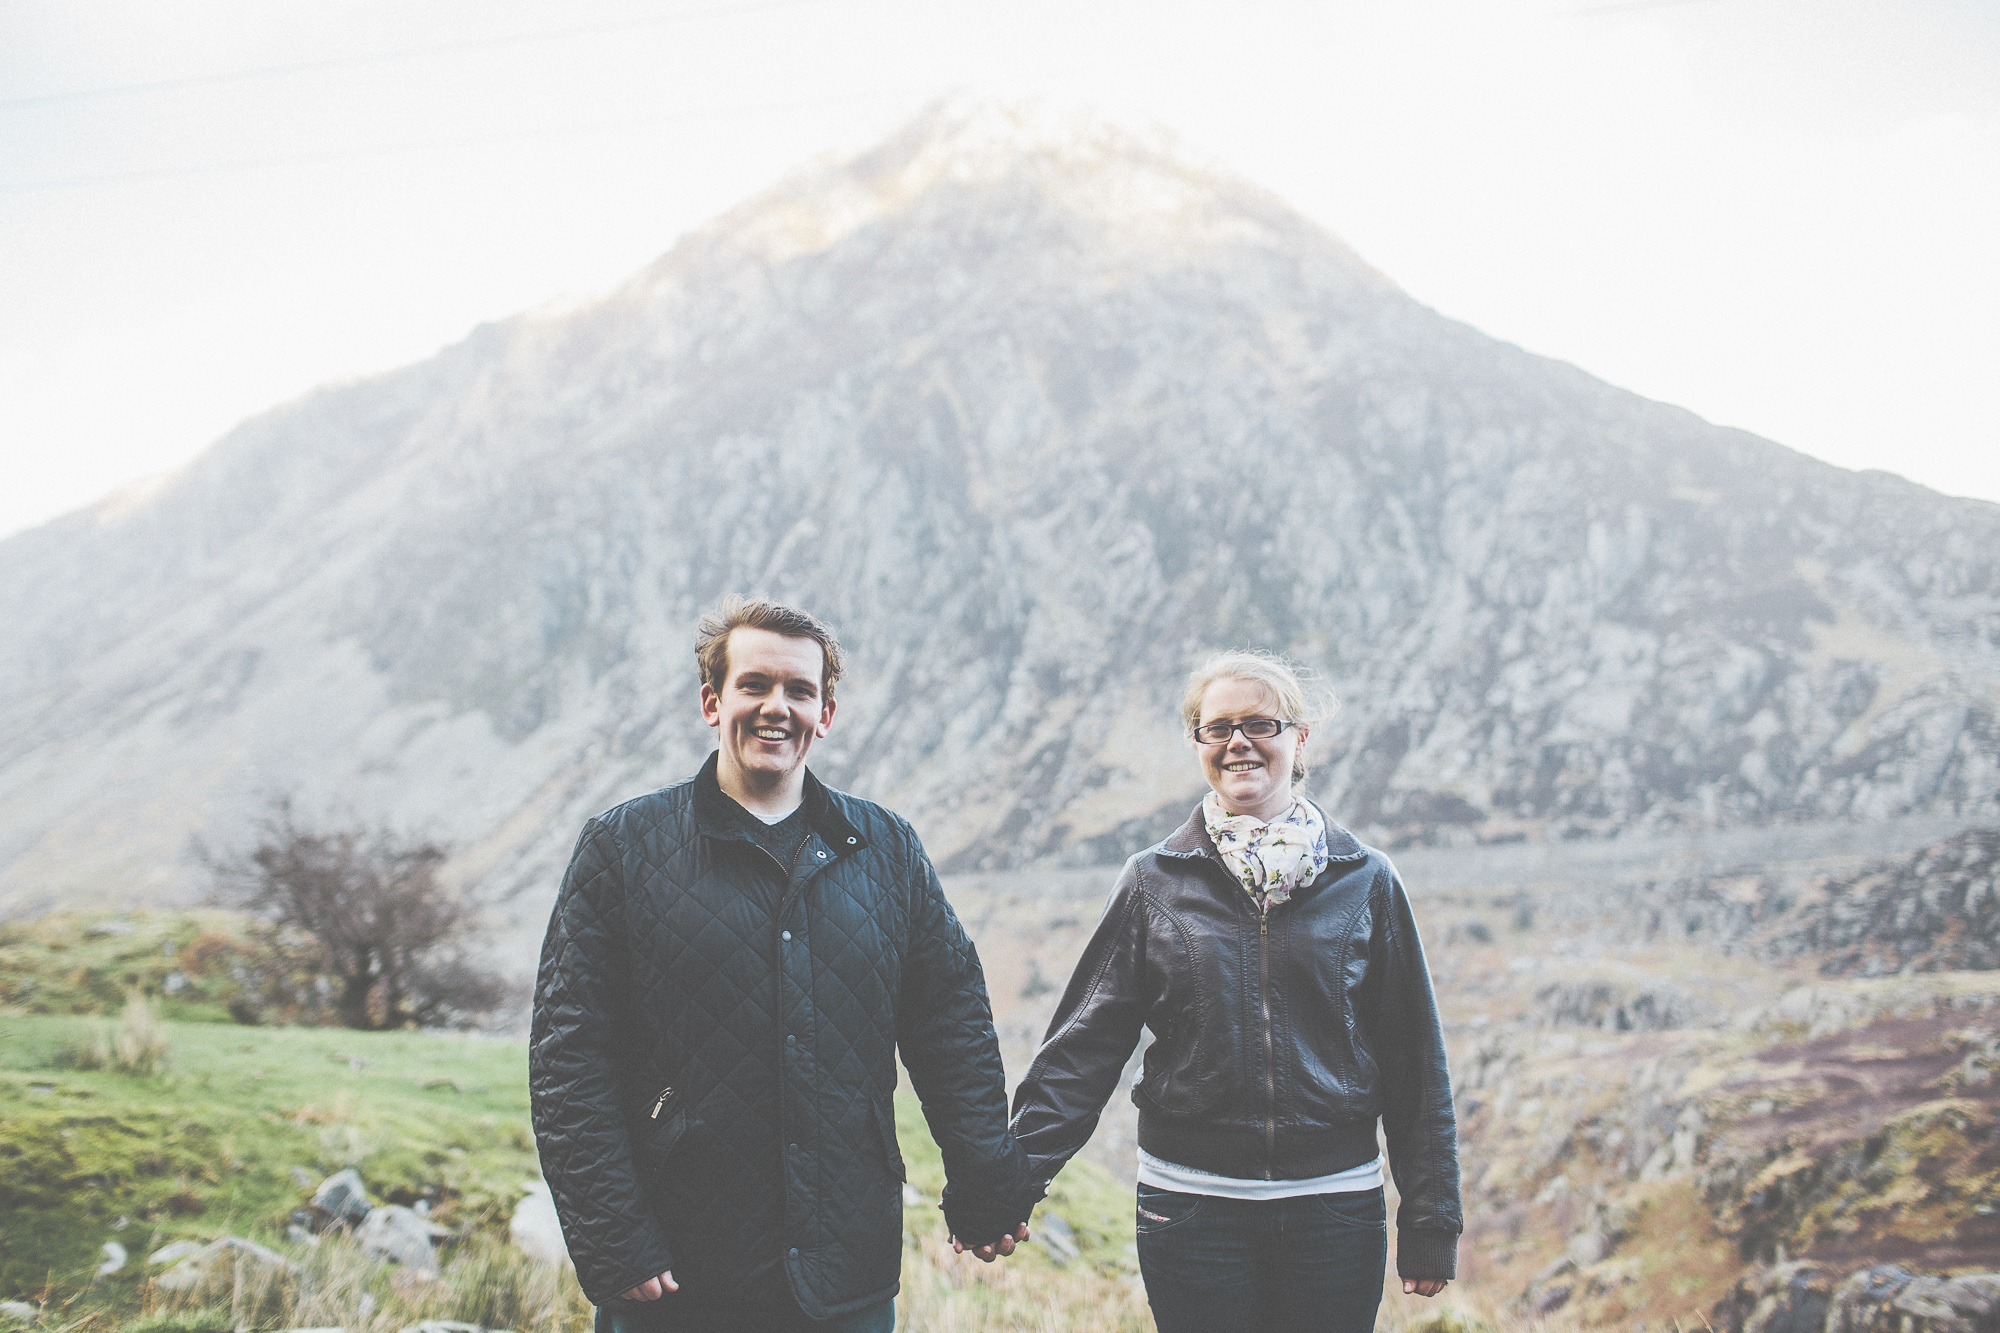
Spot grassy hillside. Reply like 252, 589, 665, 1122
0, 909, 271, 1023
0, 1009, 1173, 1331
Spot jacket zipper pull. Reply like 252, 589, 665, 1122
649, 1087, 675, 1120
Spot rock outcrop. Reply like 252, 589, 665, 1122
1826, 1266, 2000, 1333
1785, 829, 2000, 976
1713, 1261, 1839, 1333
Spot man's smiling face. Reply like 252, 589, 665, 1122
701, 625, 836, 791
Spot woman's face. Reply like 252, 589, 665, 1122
1195, 677, 1307, 822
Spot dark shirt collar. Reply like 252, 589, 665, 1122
691, 752, 863, 848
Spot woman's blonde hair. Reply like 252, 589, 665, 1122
1180, 650, 1337, 786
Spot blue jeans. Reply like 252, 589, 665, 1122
1135, 1185, 1387, 1333
595, 1294, 894, 1332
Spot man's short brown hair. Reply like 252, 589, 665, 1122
695, 596, 846, 699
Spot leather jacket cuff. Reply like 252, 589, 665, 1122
1395, 1227, 1458, 1281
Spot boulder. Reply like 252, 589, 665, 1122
1524, 1256, 1577, 1315
1037, 1213, 1079, 1266
95, 1241, 126, 1276
146, 1239, 204, 1267
1566, 1228, 1610, 1266
312, 1168, 373, 1228
153, 1236, 298, 1294
508, 1182, 567, 1266
358, 1204, 442, 1274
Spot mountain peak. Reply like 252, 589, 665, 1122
671, 97, 1357, 278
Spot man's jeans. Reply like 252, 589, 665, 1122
595, 1294, 894, 1332
1135, 1185, 1388, 1333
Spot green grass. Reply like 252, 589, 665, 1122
0, 1013, 538, 1302
0, 1013, 1143, 1329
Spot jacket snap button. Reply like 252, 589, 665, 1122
846, 836, 857, 845
816, 850, 827, 858
789, 1142, 799, 1153
781, 930, 792, 941
789, 1247, 799, 1258
786, 1033, 797, 1045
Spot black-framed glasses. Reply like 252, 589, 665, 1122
1191, 717, 1297, 746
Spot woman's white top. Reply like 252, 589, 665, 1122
1137, 1148, 1384, 1199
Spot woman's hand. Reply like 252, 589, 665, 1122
1403, 1278, 1448, 1298
620, 1270, 678, 1300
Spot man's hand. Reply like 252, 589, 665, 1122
1403, 1278, 1448, 1298
620, 1271, 678, 1300
951, 1223, 1030, 1262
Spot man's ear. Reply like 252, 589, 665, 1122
700, 682, 722, 729
815, 695, 837, 738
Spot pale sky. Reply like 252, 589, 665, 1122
3, 0, 1996, 540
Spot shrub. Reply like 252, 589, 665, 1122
205, 800, 512, 1030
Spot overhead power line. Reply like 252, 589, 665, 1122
1570, 0, 1721, 15
0, 0, 836, 111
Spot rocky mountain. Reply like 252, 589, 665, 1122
2, 102, 1997, 935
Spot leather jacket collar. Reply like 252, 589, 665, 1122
1156, 795, 1370, 869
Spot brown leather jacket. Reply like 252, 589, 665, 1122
1009, 803, 1462, 1280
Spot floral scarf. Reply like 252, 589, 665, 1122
1202, 791, 1330, 914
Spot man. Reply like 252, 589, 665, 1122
531, 597, 1038, 1332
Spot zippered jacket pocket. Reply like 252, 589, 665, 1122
640, 1087, 691, 1178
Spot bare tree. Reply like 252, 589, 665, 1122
207, 800, 510, 1029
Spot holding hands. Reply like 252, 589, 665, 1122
949, 1220, 1031, 1262
938, 1171, 1043, 1263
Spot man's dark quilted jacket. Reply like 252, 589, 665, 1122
530, 757, 1024, 1317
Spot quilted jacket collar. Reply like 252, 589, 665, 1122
1157, 796, 1367, 865
690, 752, 866, 851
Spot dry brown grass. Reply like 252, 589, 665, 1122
52, 992, 174, 1076
895, 1231, 1154, 1332
40, 1232, 593, 1333
32, 1225, 1544, 1333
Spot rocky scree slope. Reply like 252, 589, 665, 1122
0, 103, 1996, 931
1405, 827, 2000, 1329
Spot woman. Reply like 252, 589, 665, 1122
1010, 651, 1460, 1333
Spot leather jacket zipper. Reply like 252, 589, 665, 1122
649, 1086, 676, 1120
1260, 909, 1275, 1179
